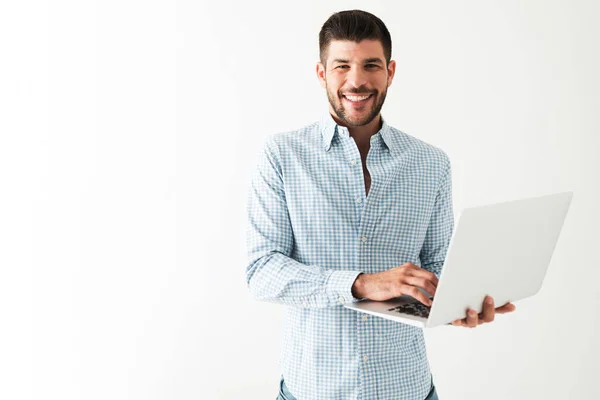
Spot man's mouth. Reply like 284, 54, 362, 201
342, 93, 373, 105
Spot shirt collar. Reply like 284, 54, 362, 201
319, 112, 404, 156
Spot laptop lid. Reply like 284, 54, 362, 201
426, 190, 573, 327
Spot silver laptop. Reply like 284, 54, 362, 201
344, 191, 574, 328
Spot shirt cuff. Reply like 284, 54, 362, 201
326, 270, 365, 305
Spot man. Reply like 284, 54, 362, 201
246, 9, 515, 400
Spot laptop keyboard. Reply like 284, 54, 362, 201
387, 301, 431, 318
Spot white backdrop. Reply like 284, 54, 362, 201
2, 1, 599, 399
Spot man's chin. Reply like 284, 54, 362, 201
341, 113, 376, 127
330, 103, 377, 127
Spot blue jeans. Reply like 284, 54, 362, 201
276, 375, 439, 400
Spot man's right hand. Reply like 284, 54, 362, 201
351, 262, 438, 306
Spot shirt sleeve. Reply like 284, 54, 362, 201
419, 156, 454, 279
245, 136, 364, 308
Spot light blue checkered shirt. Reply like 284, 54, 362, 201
245, 112, 454, 400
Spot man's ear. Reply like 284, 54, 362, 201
316, 62, 326, 89
386, 59, 396, 87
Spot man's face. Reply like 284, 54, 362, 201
317, 39, 396, 127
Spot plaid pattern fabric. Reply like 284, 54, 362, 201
246, 112, 454, 400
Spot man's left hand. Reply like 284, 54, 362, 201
451, 296, 516, 328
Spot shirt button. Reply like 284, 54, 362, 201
361, 236, 367, 243
338, 297, 345, 303
363, 355, 369, 362
350, 160, 357, 166
303, 302, 308, 307
356, 197, 362, 204
362, 315, 368, 321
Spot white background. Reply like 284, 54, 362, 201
1, 0, 599, 399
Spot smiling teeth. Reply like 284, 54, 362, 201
345, 95, 370, 101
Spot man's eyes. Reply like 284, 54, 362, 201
336, 64, 379, 69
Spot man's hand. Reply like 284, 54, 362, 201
450, 296, 516, 328
351, 262, 438, 306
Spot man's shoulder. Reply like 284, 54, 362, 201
262, 120, 321, 153
388, 125, 450, 167
267, 120, 320, 140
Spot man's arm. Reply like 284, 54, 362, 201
245, 136, 363, 308
419, 156, 454, 279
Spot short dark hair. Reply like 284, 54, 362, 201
319, 10, 392, 68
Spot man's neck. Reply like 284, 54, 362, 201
330, 111, 382, 153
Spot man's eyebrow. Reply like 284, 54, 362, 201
331, 58, 384, 64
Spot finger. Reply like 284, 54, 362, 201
453, 319, 468, 327
496, 303, 516, 314
466, 309, 478, 328
405, 264, 439, 288
402, 285, 433, 306
481, 296, 495, 323
404, 276, 437, 297
410, 270, 439, 292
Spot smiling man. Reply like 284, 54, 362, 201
246, 9, 514, 400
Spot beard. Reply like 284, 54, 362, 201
326, 84, 387, 127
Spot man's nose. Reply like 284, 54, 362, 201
346, 66, 368, 89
